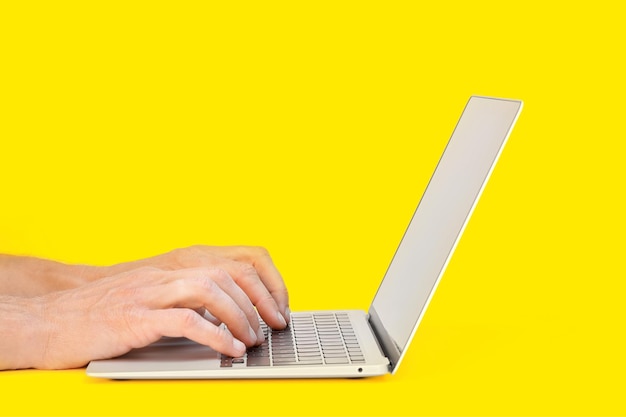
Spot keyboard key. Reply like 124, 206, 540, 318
247, 357, 270, 366
298, 352, 322, 358
296, 359, 323, 365
272, 356, 296, 365
323, 353, 348, 359
297, 346, 322, 352
324, 357, 349, 364
322, 346, 346, 351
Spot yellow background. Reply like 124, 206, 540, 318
1, 1, 624, 416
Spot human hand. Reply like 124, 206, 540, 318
17, 266, 273, 369
100, 246, 290, 330
0, 245, 290, 370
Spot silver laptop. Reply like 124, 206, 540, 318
87, 96, 523, 379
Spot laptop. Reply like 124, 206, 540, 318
86, 95, 523, 379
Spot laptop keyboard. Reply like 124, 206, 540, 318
220, 312, 365, 367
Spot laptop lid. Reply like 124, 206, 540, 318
368, 96, 523, 373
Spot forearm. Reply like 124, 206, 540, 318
0, 255, 101, 297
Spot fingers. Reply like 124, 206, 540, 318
104, 245, 291, 331
236, 247, 290, 323
29, 263, 284, 369
190, 246, 291, 328
145, 309, 247, 358
227, 260, 289, 330
137, 268, 264, 347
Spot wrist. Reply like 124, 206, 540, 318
0, 295, 48, 370
0, 255, 100, 296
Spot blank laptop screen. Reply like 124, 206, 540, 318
370, 97, 522, 368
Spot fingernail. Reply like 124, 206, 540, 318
284, 307, 291, 320
276, 311, 287, 327
232, 338, 246, 354
249, 326, 258, 343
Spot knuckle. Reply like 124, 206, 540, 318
251, 246, 270, 258
212, 323, 231, 343
189, 268, 231, 294
237, 263, 259, 279
185, 245, 208, 260
168, 245, 208, 267
193, 274, 219, 295
166, 247, 185, 263
168, 247, 194, 267
171, 276, 194, 297
203, 267, 233, 285
178, 309, 201, 330
255, 292, 277, 308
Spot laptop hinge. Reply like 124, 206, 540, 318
367, 307, 401, 372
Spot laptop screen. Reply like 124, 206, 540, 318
369, 96, 522, 372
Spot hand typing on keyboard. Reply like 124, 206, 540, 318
0, 246, 290, 370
